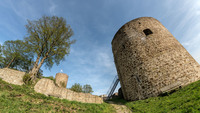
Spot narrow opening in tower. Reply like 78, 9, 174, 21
143, 29, 153, 36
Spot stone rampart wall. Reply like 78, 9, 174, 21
0, 68, 102, 104
34, 78, 103, 104
0, 68, 25, 85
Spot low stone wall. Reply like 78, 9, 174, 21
0, 68, 25, 85
34, 78, 103, 104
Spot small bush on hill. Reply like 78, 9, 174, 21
23, 73, 32, 85
70, 83, 82, 92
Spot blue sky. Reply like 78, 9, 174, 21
0, 0, 200, 95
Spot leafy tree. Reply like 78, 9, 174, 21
0, 44, 3, 68
70, 83, 82, 92
0, 40, 43, 78
25, 16, 75, 81
83, 84, 93, 94
2, 40, 34, 70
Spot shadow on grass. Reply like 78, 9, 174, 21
104, 97, 128, 105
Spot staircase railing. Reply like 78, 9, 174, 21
106, 75, 119, 100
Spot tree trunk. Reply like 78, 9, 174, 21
6, 57, 15, 68
30, 56, 46, 81
33, 55, 40, 69
29, 55, 40, 75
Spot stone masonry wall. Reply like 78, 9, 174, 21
55, 73, 68, 88
0, 68, 25, 85
112, 17, 200, 101
34, 78, 103, 104
0, 68, 102, 104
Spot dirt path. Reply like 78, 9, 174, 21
107, 101, 132, 113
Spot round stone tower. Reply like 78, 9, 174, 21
55, 73, 68, 88
112, 17, 200, 101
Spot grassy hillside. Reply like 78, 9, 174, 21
125, 80, 200, 113
2, 77, 200, 113
0, 79, 115, 113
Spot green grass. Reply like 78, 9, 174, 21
2, 78, 200, 113
106, 97, 127, 105
0, 79, 115, 113
125, 80, 200, 113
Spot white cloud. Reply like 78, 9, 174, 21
164, 1, 200, 65
7, 0, 38, 21
181, 42, 190, 46
5, 0, 200, 96
97, 52, 113, 69
61, 43, 117, 95
184, 34, 200, 48
49, 0, 57, 15
192, 50, 200, 63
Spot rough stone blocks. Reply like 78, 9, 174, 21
55, 73, 68, 88
34, 78, 103, 104
0, 68, 25, 85
112, 17, 200, 101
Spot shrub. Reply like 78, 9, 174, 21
23, 73, 32, 85
70, 83, 82, 92
83, 84, 93, 94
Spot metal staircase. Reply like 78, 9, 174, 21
106, 75, 119, 100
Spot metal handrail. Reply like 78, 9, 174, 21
106, 75, 119, 100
